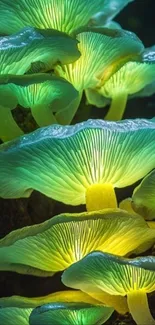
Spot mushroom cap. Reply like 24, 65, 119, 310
62, 251, 155, 296
0, 0, 133, 35
0, 209, 154, 276
56, 27, 144, 91
29, 302, 113, 325
0, 73, 78, 115
0, 289, 127, 315
0, 291, 102, 308
1, 119, 155, 204
132, 170, 155, 220
99, 61, 155, 99
0, 27, 80, 75
0, 306, 32, 325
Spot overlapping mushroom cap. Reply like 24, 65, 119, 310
132, 170, 155, 220
0, 0, 134, 35
0, 209, 154, 276
55, 27, 144, 123
56, 28, 144, 91
0, 73, 78, 141
0, 291, 113, 325
29, 302, 113, 325
62, 252, 155, 325
1, 119, 155, 211
0, 289, 127, 315
0, 27, 80, 75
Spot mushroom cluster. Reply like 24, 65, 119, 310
0, 1, 155, 325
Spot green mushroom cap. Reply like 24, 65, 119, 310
0, 0, 134, 35
0, 209, 154, 276
1, 119, 155, 205
62, 252, 155, 325
29, 302, 113, 325
0, 26, 80, 75
56, 27, 144, 92
0, 73, 79, 140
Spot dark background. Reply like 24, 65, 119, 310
0, 2, 155, 324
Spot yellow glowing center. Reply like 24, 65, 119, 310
86, 183, 117, 212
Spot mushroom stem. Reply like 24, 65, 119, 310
86, 183, 117, 212
31, 104, 57, 127
104, 93, 127, 121
0, 106, 24, 142
127, 291, 155, 325
56, 92, 82, 125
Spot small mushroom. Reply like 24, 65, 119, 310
132, 170, 155, 220
0, 27, 80, 75
0, 209, 154, 277
99, 61, 155, 121
1, 119, 155, 212
0, 0, 134, 35
29, 302, 113, 325
62, 251, 155, 325
0, 73, 78, 141
55, 27, 143, 123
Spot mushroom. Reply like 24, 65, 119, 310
62, 251, 155, 325
1, 119, 155, 212
0, 290, 109, 308
0, 0, 134, 35
29, 302, 113, 325
132, 170, 155, 221
0, 209, 154, 278
0, 27, 80, 75
0, 291, 113, 325
98, 61, 155, 121
55, 27, 144, 124
98, 45, 155, 121
0, 73, 78, 141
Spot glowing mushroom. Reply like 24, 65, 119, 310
62, 251, 155, 325
29, 302, 113, 325
0, 27, 80, 75
0, 288, 127, 315
0, 291, 113, 325
0, 209, 154, 276
0, 0, 134, 35
98, 61, 155, 121
0, 73, 78, 141
1, 119, 155, 212
55, 27, 144, 123
132, 170, 155, 220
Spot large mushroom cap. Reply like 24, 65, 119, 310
0, 0, 134, 35
1, 119, 155, 204
29, 302, 113, 325
0, 209, 154, 276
